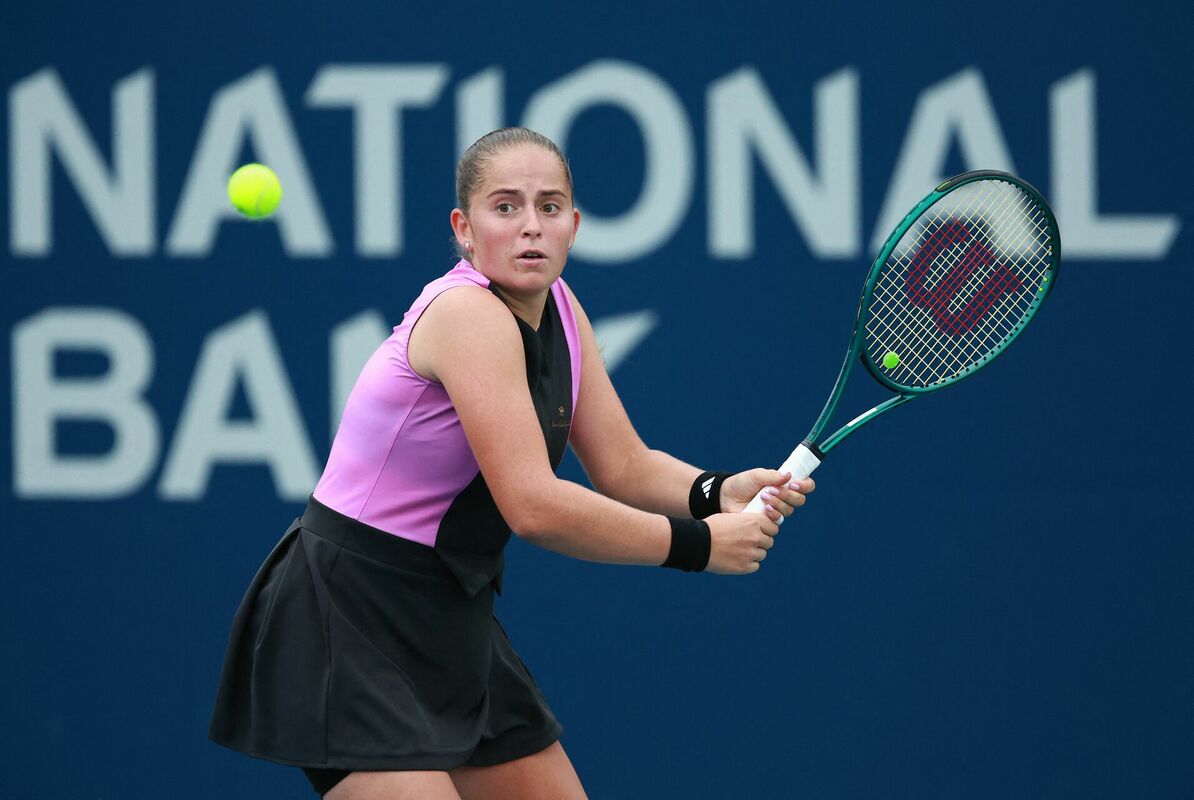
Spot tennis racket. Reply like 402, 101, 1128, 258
745, 169, 1060, 513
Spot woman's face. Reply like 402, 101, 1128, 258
452, 145, 580, 297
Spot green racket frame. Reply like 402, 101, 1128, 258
744, 169, 1060, 514
807, 170, 1061, 457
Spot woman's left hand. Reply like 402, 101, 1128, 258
720, 469, 815, 523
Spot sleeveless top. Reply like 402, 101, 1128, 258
312, 261, 582, 595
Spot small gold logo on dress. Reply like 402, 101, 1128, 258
552, 404, 570, 429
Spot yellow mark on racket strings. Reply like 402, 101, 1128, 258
883, 352, 900, 369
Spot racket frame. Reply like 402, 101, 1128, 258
803, 170, 1060, 457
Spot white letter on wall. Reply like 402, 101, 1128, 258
456, 67, 505, 158
167, 68, 331, 257
708, 67, 859, 259
307, 65, 449, 257
10, 68, 154, 256
1051, 70, 1179, 259
13, 308, 159, 497
159, 310, 318, 501
873, 69, 1015, 252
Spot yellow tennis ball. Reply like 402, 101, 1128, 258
883, 351, 900, 369
227, 164, 282, 219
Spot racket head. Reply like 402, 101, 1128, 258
857, 170, 1059, 394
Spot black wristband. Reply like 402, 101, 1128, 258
689, 471, 733, 519
662, 516, 712, 572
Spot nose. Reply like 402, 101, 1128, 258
521, 210, 543, 238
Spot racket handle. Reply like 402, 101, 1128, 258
743, 443, 822, 515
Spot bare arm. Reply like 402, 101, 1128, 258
412, 285, 784, 573
413, 286, 669, 565
564, 287, 815, 525
564, 289, 702, 515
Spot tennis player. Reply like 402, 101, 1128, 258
209, 127, 814, 799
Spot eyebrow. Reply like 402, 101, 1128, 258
487, 188, 568, 199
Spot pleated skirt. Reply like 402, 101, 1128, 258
209, 497, 561, 771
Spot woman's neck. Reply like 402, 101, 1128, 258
462, 260, 550, 330
492, 285, 548, 331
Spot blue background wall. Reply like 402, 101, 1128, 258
3, 1, 1191, 797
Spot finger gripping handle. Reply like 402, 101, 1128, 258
743, 443, 822, 514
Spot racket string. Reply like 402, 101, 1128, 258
864, 180, 1053, 388
872, 247, 1034, 386
873, 235, 1043, 383
930, 191, 1051, 366
894, 192, 1043, 372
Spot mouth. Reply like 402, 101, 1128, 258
516, 249, 547, 264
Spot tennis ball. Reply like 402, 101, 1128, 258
882, 351, 900, 369
227, 164, 282, 219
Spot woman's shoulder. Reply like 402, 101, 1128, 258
422, 281, 510, 325
398, 263, 500, 328
410, 273, 517, 347
410, 261, 488, 304
406, 278, 517, 383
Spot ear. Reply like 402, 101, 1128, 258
569, 206, 581, 249
450, 208, 471, 249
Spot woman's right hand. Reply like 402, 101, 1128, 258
704, 511, 780, 574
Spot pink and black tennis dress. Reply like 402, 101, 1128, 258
210, 262, 581, 791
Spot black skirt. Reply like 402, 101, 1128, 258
209, 497, 562, 771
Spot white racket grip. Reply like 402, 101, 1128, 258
743, 443, 822, 515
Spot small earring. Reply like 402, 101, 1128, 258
464, 242, 472, 251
